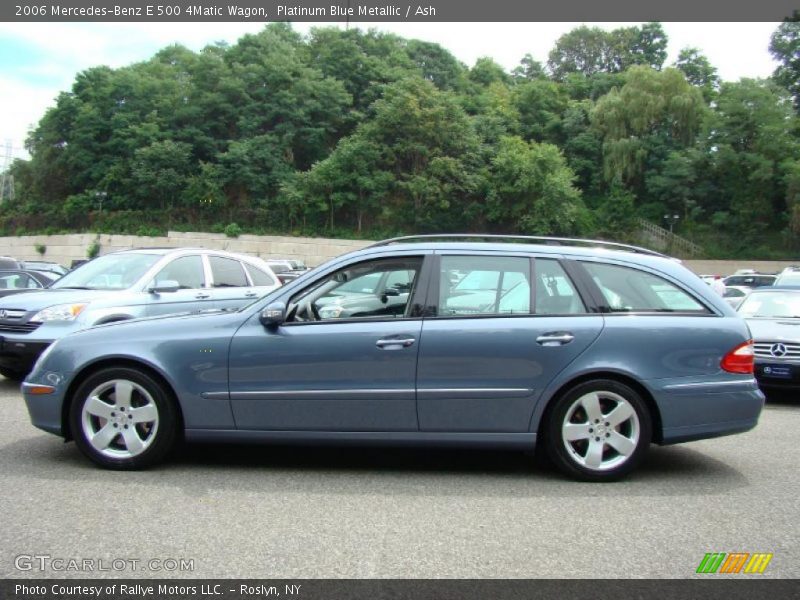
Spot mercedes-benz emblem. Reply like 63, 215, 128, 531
771, 343, 788, 358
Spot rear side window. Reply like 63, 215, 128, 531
438, 256, 531, 316
209, 256, 248, 287
244, 264, 276, 287
534, 259, 587, 315
583, 262, 708, 313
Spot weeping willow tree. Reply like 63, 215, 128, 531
590, 66, 706, 194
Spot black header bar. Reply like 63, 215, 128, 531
3, 0, 799, 22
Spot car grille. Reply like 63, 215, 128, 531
0, 308, 39, 334
754, 342, 800, 359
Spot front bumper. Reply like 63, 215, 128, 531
754, 359, 800, 389
22, 380, 67, 437
0, 336, 52, 375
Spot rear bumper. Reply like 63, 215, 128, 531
0, 336, 52, 375
655, 379, 765, 444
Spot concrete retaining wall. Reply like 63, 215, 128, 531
0, 232, 372, 268
0, 232, 796, 275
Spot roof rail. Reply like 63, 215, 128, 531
366, 234, 668, 257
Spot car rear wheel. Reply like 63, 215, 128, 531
544, 380, 651, 482
69, 367, 178, 469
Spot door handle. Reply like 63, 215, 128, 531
376, 337, 416, 349
245, 292, 258, 298
195, 293, 211, 299
536, 332, 575, 346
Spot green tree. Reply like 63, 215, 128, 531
131, 140, 193, 211
701, 79, 799, 247
487, 136, 586, 235
770, 18, 800, 112
591, 66, 706, 195
512, 54, 547, 81
548, 23, 668, 81
674, 47, 719, 102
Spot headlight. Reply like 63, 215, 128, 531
318, 305, 344, 319
30, 303, 87, 323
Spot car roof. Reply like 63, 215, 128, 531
353, 240, 683, 274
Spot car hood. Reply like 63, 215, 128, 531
0, 288, 127, 311
746, 318, 800, 342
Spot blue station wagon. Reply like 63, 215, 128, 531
22, 235, 764, 481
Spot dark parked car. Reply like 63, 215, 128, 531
23, 235, 764, 481
266, 260, 311, 284
722, 274, 777, 289
0, 256, 22, 269
22, 261, 69, 277
737, 286, 800, 391
0, 269, 56, 298
0, 248, 280, 380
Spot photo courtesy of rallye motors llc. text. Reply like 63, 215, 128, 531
13, 584, 302, 597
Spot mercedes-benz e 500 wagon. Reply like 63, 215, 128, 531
22, 235, 764, 481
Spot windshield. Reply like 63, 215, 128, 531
52, 253, 161, 290
738, 291, 800, 318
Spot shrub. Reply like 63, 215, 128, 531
86, 239, 100, 259
224, 223, 242, 238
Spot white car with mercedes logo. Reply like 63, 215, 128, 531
737, 286, 800, 392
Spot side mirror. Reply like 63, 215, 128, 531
380, 287, 400, 304
260, 302, 287, 328
149, 280, 180, 294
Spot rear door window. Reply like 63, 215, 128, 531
209, 256, 249, 288
438, 256, 531, 316
244, 263, 276, 287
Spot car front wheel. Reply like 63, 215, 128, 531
69, 367, 178, 469
544, 379, 652, 482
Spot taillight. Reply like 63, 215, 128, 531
721, 340, 754, 374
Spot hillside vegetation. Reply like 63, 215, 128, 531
4, 22, 800, 258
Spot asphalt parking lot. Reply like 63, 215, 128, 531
0, 376, 798, 579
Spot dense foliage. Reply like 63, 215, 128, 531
4, 21, 800, 257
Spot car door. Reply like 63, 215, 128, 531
415, 253, 604, 433
144, 254, 215, 316
227, 253, 431, 431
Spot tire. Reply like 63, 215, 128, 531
69, 367, 178, 470
0, 367, 27, 381
543, 379, 652, 482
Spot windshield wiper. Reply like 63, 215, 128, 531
55, 286, 91, 290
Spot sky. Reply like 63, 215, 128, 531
0, 21, 782, 162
